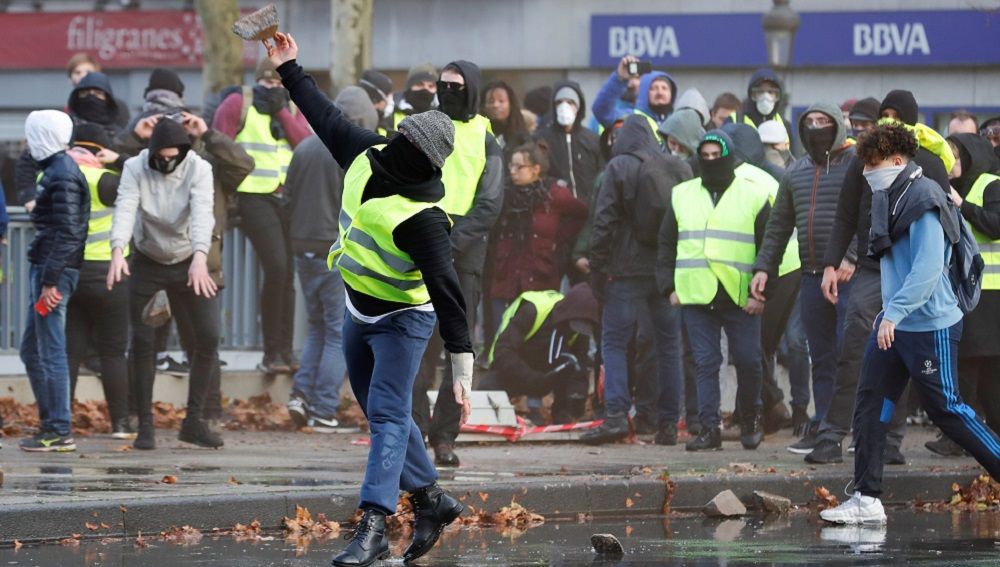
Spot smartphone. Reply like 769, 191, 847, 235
34, 290, 63, 317
628, 61, 654, 76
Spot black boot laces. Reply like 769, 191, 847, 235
344, 511, 377, 542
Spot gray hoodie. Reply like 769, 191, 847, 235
110, 149, 215, 265
674, 88, 710, 127
658, 109, 705, 156
334, 86, 379, 132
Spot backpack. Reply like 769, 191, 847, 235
624, 150, 677, 246
948, 208, 984, 314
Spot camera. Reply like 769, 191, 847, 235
627, 60, 653, 76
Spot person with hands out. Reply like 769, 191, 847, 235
266, 32, 472, 567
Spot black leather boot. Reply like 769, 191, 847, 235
133, 420, 156, 450
740, 409, 764, 450
580, 412, 630, 445
685, 426, 722, 451
403, 483, 465, 562
332, 508, 389, 567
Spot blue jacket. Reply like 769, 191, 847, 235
880, 209, 963, 332
592, 70, 677, 129
27, 152, 89, 286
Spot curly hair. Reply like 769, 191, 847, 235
856, 123, 918, 166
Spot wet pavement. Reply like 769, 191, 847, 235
2, 510, 999, 565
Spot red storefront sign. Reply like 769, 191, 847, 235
0, 10, 257, 69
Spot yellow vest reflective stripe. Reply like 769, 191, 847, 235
487, 290, 564, 365
966, 173, 1000, 290
329, 146, 443, 304
80, 165, 126, 262
439, 115, 491, 216
672, 176, 772, 307
743, 113, 786, 130
734, 163, 800, 276
235, 105, 293, 193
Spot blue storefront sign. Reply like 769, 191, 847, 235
590, 11, 1000, 68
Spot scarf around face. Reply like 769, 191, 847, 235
868, 161, 961, 259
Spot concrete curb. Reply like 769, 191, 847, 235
0, 468, 971, 544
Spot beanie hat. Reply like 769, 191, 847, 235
553, 86, 580, 107
145, 68, 185, 97
397, 110, 455, 169
879, 90, 919, 126
359, 69, 393, 103
849, 97, 881, 122
149, 118, 191, 154
256, 58, 279, 82
406, 63, 437, 89
72, 122, 111, 150
757, 120, 788, 144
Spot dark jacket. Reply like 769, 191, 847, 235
590, 115, 692, 282
28, 152, 90, 285
489, 178, 588, 301
68, 72, 125, 139
278, 59, 472, 354
823, 146, 951, 271
287, 135, 343, 255
738, 68, 791, 138
755, 102, 857, 275
722, 122, 786, 181
534, 80, 604, 206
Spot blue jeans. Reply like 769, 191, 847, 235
683, 305, 762, 429
292, 256, 347, 418
783, 300, 812, 410
343, 308, 439, 514
799, 274, 852, 424
601, 277, 682, 424
20, 264, 79, 436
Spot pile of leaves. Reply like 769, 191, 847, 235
949, 474, 1000, 511
224, 394, 296, 432
282, 505, 341, 538
812, 486, 840, 511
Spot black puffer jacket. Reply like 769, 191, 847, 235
755, 102, 856, 275
28, 152, 90, 285
534, 81, 604, 206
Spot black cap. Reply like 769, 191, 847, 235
849, 97, 881, 122
145, 68, 185, 97
149, 118, 191, 154
879, 90, 919, 126
359, 69, 393, 103
72, 122, 111, 150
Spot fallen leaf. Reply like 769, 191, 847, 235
228, 476, 243, 485
625, 497, 634, 509
100, 522, 110, 530
120, 505, 128, 513
478, 492, 489, 502
116, 445, 132, 452
85, 522, 99, 531
13, 540, 22, 550
161, 475, 178, 485
625, 524, 634, 537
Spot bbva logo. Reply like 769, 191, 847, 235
853, 23, 930, 56
608, 26, 681, 58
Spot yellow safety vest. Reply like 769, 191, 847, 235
878, 118, 956, 174
487, 290, 564, 365
439, 115, 491, 216
743, 113, 786, 130
80, 165, 127, 262
633, 108, 662, 143
966, 173, 1000, 290
329, 146, 446, 305
672, 175, 772, 307
235, 105, 293, 194
734, 163, 800, 277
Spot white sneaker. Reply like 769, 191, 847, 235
819, 492, 887, 525
307, 415, 340, 433
287, 397, 309, 428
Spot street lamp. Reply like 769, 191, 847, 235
762, 0, 800, 69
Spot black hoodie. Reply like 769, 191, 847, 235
534, 80, 604, 205
441, 60, 481, 122
739, 68, 790, 138
721, 122, 785, 181
277, 59, 471, 354
68, 72, 127, 137
950, 133, 1000, 240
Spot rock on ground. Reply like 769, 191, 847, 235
703, 489, 747, 517
591, 533, 624, 556
754, 490, 792, 515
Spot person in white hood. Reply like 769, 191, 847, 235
19, 109, 90, 453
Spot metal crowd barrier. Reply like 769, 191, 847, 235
1, 207, 264, 352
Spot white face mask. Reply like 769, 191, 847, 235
382, 94, 395, 118
556, 101, 577, 127
755, 93, 776, 116
863, 164, 906, 192
670, 149, 688, 158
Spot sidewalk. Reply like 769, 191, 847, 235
0, 426, 984, 543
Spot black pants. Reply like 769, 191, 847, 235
854, 317, 1000, 496
477, 365, 589, 424
412, 270, 480, 447
959, 357, 1000, 432
67, 261, 130, 423
129, 253, 220, 424
238, 193, 294, 357
151, 302, 222, 420
818, 267, 907, 447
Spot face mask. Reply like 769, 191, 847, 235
382, 95, 395, 118
803, 126, 837, 163
74, 94, 113, 123
755, 93, 776, 116
862, 164, 906, 192
437, 90, 467, 121
149, 148, 187, 174
670, 149, 689, 158
405, 89, 435, 113
699, 154, 736, 192
555, 102, 577, 127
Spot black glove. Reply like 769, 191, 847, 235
545, 353, 581, 378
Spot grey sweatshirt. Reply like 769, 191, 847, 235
110, 149, 215, 265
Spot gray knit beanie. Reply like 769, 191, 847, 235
397, 110, 455, 169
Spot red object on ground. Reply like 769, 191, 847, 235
461, 416, 605, 442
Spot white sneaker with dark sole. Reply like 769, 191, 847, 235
819, 492, 887, 525
287, 398, 309, 428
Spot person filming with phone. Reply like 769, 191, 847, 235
593, 55, 677, 133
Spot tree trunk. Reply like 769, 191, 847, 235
329, 0, 374, 95
195, 0, 244, 99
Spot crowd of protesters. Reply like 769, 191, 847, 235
4, 49, 1000, 507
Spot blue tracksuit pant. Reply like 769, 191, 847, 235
853, 314, 1000, 497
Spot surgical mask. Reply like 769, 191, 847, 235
555, 102, 577, 127
755, 93, 776, 116
382, 95, 395, 118
670, 149, 688, 158
863, 164, 906, 192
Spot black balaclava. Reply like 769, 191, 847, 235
803, 126, 837, 164
148, 119, 191, 175
373, 134, 435, 186
698, 132, 736, 193
73, 94, 115, 125
879, 90, 919, 126
405, 89, 436, 113
438, 60, 481, 122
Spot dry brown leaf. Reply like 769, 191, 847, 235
119, 505, 128, 513
85, 522, 99, 531
625, 497, 634, 508
228, 476, 243, 485
161, 475, 178, 485
100, 522, 110, 530
13, 540, 22, 550
116, 445, 132, 452
478, 491, 489, 502
134, 530, 148, 549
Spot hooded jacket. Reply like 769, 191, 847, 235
675, 88, 710, 127
590, 115, 692, 281
442, 59, 481, 122
278, 59, 472, 354
721, 122, 786, 181
25, 110, 90, 285
592, 69, 677, 128
739, 68, 791, 137
658, 109, 705, 157
754, 102, 857, 275
535, 80, 603, 205
68, 72, 124, 137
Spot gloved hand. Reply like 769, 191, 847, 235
450, 352, 474, 425
545, 353, 581, 378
